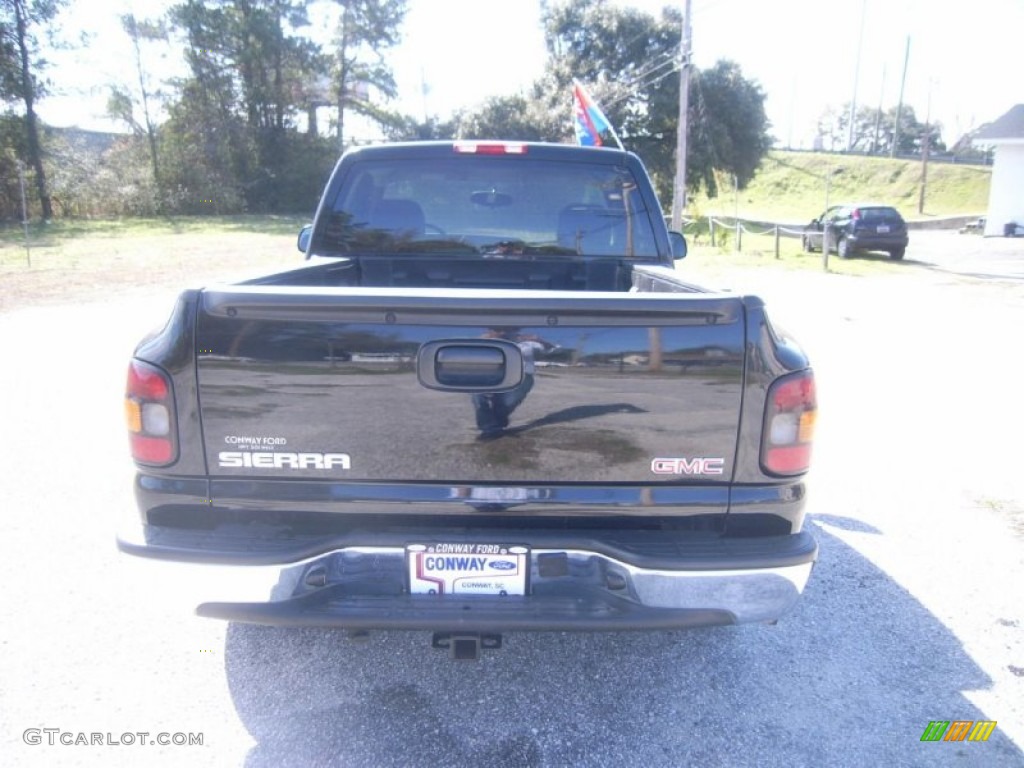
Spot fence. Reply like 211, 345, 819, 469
679, 216, 808, 260
778, 146, 992, 167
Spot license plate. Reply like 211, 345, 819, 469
877, 224, 890, 233
407, 543, 529, 596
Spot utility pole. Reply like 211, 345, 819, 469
846, 0, 867, 152
420, 67, 430, 123
918, 80, 932, 214
670, 0, 692, 232
891, 36, 910, 158
18, 160, 30, 267
871, 65, 886, 154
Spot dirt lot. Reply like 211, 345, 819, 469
1, 228, 1022, 766
0, 219, 304, 313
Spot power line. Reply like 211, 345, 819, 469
597, 44, 683, 110
620, 46, 682, 88
625, 53, 682, 91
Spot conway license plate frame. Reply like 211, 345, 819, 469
407, 543, 529, 596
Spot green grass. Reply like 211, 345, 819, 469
687, 239, 816, 271
688, 150, 991, 223
682, 236, 922, 279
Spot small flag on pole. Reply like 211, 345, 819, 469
572, 80, 622, 149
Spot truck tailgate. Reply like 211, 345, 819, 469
195, 287, 746, 485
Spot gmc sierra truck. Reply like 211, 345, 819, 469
119, 141, 817, 659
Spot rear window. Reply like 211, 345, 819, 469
858, 207, 903, 222
312, 156, 661, 259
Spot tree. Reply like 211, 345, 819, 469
45, 130, 160, 217
164, 0, 250, 212
886, 105, 945, 155
384, 113, 459, 142
166, 0, 329, 211
540, 0, 684, 164
107, 14, 169, 211
0, 0, 67, 219
817, 103, 946, 156
460, 0, 772, 202
0, 113, 28, 219
455, 93, 563, 142
329, 0, 407, 149
161, 1, 408, 210
234, 0, 323, 209
817, 104, 868, 152
686, 60, 772, 197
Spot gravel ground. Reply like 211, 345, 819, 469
1, 232, 1022, 767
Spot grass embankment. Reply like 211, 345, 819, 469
689, 150, 991, 224
677, 149, 991, 277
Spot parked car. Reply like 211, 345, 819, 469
959, 216, 986, 234
802, 204, 908, 260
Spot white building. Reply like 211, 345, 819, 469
973, 105, 1024, 237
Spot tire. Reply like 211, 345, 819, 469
889, 247, 905, 260
802, 235, 815, 253
837, 237, 851, 259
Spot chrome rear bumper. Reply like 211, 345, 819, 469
118, 522, 816, 630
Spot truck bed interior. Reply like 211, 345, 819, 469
240, 256, 699, 294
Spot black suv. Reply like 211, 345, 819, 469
802, 204, 908, 260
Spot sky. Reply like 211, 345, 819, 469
37, 0, 1024, 149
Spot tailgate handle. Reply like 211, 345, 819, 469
418, 340, 523, 392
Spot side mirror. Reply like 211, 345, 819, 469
809, 218, 820, 228
669, 231, 687, 261
297, 224, 312, 254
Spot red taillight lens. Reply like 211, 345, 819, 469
127, 360, 168, 399
125, 360, 177, 466
762, 370, 816, 476
453, 141, 527, 155
129, 434, 174, 464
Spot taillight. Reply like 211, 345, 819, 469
761, 370, 816, 476
125, 360, 177, 466
453, 141, 528, 155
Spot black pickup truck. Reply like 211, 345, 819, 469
119, 141, 817, 657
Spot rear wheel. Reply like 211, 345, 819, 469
889, 247, 905, 260
837, 237, 851, 259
